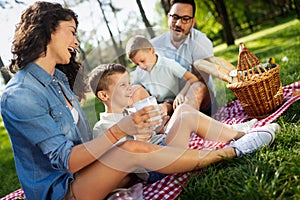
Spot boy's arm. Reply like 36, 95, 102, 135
173, 71, 199, 108
178, 71, 199, 96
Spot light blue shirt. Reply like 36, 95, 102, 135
151, 28, 216, 98
132, 53, 186, 102
1, 62, 92, 200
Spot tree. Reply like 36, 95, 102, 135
0, 0, 24, 8
294, 0, 300, 19
212, 0, 235, 45
96, 0, 126, 66
160, 0, 171, 16
0, 57, 11, 84
199, 0, 235, 46
136, 0, 156, 38
0, 0, 24, 85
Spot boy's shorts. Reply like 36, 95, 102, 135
147, 139, 167, 182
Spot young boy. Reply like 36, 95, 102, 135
88, 63, 279, 183
88, 63, 167, 182
126, 35, 202, 114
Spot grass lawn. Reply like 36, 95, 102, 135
178, 18, 300, 199
0, 18, 299, 198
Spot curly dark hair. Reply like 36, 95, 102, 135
56, 51, 88, 102
9, 1, 78, 73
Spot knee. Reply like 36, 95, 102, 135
176, 104, 194, 113
174, 112, 195, 128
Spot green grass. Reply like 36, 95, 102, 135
178, 118, 300, 200
178, 19, 300, 199
0, 18, 299, 198
0, 119, 21, 197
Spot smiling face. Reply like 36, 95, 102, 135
168, 3, 195, 47
104, 72, 133, 112
47, 19, 79, 65
130, 48, 157, 72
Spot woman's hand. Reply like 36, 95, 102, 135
117, 105, 163, 137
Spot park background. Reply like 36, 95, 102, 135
0, 0, 299, 199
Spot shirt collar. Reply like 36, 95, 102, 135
25, 62, 68, 86
152, 53, 162, 70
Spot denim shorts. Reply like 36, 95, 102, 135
147, 139, 167, 183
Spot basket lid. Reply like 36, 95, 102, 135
237, 42, 261, 71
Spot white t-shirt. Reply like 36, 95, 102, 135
93, 113, 124, 138
132, 53, 186, 102
151, 28, 216, 98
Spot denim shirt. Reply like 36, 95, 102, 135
1, 62, 92, 200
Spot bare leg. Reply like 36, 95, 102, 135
72, 140, 236, 200
184, 81, 211, 110
164, 104, 245, 147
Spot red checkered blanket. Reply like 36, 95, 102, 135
1, 81, 299, 200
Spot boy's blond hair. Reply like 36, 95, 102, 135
88, 63, 127, 95
126, 35, 153, 59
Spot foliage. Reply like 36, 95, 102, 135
193, 0, 298, 45
81, 93, 105, 128
0, 14, 299, 200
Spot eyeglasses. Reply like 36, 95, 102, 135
169, 14, 193, 24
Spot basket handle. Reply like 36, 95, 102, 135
237, 42, 267, 81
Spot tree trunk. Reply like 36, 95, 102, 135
0, 56, 11, 84
160, 0, 171, 16
96, 0, 125, 66
295, 0, 300, 19
212, 0, 235, 46
136, 0, 156, 38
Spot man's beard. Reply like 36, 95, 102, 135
171, 28, 188, 43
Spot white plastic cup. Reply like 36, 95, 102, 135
133, 96, 162, 125
133, 96, 157, 110
133, 96, 162, 141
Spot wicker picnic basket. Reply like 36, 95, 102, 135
226, 42, 284, 119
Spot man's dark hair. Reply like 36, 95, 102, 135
171, 0, 196, 17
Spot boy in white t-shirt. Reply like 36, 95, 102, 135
126, 35, 202, 115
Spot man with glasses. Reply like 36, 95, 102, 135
151, 0, 217, 116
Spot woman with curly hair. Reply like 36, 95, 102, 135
1, 1, 279, 200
